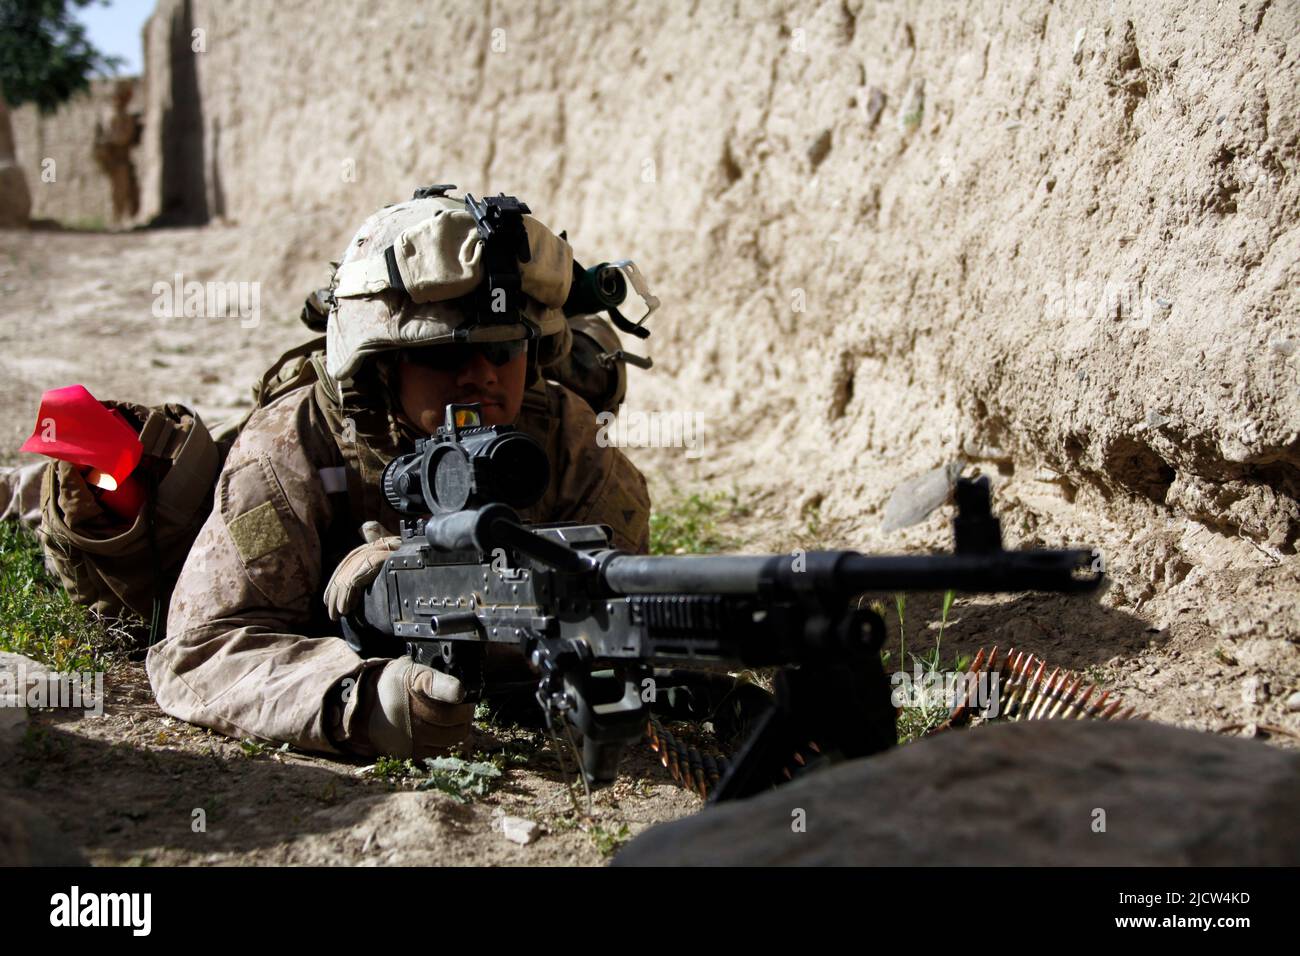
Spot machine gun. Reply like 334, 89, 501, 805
343, 403, 1103, 803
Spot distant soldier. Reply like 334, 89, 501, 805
92, 80, 141, 222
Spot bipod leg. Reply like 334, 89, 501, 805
706, 694, 801, 803
709, 610, 896, 803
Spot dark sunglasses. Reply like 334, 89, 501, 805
400, 340, 527, 371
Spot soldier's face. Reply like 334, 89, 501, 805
396, 344, 528, 432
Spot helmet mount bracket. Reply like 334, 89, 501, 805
465, 193, 532, 329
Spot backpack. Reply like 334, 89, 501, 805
36, 336, 327, 648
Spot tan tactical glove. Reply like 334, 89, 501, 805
324, 533, 400, 622
363, 657, 474, 758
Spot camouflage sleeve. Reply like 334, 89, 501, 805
145, 387, 377, 753
520, 383, 652, 554
582, 447, 651, 554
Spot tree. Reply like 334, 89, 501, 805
0, 0, 124, 113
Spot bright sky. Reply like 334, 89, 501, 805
72, 0, 156, 76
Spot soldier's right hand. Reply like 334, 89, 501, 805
363, 657, 474, 759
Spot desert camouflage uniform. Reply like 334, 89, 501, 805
145, 372, 650, 756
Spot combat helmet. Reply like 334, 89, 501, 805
326, 187, 574, 383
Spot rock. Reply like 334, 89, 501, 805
614, 721, 1300, 865
0, 651, 53, 685
1072, 27, 1087, 63
863, 87, 886, 128
1241, 676, 1263, 705
1285, 691, 1300, 712
0, 793, 86, 865
0, 652, 99, 716
881, 462, 962, 532
1144, 410, 1172, 428
0, 696, 26, 751
897, 78, 924, 132
806, 129, 833, 170
0, 653, 46, 755
498, 815, 541, 846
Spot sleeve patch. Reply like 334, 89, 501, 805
227, 500, 290, 562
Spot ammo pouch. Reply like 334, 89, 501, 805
543, 312, 629, 415
37, 401, 220, 645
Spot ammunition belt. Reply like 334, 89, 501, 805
644, 714, 733, 799
645, 644, 1147, 800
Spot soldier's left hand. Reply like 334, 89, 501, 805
324, 535, 401, 621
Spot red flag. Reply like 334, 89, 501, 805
20, 384, 146, 519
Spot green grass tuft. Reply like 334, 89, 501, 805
0, 522, 134, 672
880, 589, 969, 744
417, 756, 502, 803
371, 755, 422, 780
239, 739, 290, 758
63, 216, 109, 232
589, 823, 631, 857
649, 488, 749, 555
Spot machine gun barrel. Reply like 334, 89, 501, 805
600, 548, 1099, 596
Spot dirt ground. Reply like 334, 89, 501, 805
0, 226, 1296, 867
9, 661, 700, 866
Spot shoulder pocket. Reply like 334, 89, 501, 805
219, 455, 312, 608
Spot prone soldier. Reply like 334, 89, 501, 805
145, 189, 652, 760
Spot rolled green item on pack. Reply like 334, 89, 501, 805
563, 260, 628, 317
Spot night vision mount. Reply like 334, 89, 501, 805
464, 192, 535, 335
412, 184, 661, 372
